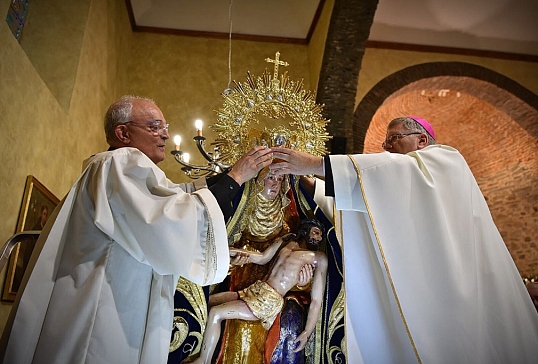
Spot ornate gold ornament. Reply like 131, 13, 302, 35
211, 52, 331, 167
169, 277, 208, 355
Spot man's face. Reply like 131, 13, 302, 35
40, 207, 49, 225
124, 99, 169, 164
306, 226, 322, 250
261, 173, 284, 200
383, 124, 424, 155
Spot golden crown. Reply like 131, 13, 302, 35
210, 52, 331, 166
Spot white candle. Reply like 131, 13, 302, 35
173, 135, 181, 151
195, 119, 203, 136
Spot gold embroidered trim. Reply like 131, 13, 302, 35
226, 179, 255, 245
170, 277, 208, 355
193, 193, 218, 284
347, 155, 422, 364
327, 286, 346, 362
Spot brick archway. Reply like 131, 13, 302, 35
353, 62, 538, 276
354, 62, 538, 152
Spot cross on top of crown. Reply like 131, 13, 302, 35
265, 51, 289, 80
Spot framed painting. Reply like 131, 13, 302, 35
2, 175, 60, 302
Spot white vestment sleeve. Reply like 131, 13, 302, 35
88, 148, 229, 285
329, 154, 384, 212
190, 188, 230, 283
312, 178, 335, 221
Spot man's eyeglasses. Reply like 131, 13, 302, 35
125, 120, 169, 136
382, 132, 421, 149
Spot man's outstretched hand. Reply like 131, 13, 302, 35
269, 147, 324, 177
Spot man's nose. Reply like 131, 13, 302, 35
160, 129, 170, 140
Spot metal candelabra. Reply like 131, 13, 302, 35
171, 135, 230, 179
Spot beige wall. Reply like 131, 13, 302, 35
19, 0, 91, 111
0, 0, 131, 329
357, 48, 538, 108
307, 0, 334, 91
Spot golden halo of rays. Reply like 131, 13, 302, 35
211, 66, 331, 167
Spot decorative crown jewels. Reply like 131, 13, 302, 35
211, 52, 331, 166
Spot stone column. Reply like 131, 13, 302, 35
316, 0, 379, 153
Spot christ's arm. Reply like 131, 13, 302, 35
294, 252, 328, 352
229, 233, 293, 265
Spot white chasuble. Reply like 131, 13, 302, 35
1, 148, 229, 364
324, 145, 538, 364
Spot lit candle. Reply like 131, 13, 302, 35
173, 135, 181, 151
195, 119, 203, 136
182, 153, 190, 164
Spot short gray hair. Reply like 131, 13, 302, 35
387, 117, 436, 145
104, 95, 155, 142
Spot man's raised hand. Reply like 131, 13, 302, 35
269, 147, 324, 176
227, 146, 273, 185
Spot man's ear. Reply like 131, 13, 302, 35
114, 124, 130, 145
417, 133, 429, 149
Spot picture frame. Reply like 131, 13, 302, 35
2, 175, 60, 302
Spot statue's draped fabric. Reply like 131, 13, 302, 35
1, 148, 229, 364
326, 145, 538, 363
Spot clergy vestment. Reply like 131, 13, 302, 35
0, 148, 229, 364
316, 145, 538, 363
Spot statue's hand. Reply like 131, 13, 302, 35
297, 264, 314, 286
293, 331, 309, 352
227, 146, 273, 185
229, 248, 251, 265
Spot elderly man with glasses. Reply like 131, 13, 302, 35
1, 96, 274, 364
268, 116, 538, 364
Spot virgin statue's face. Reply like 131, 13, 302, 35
261, 173, 284, 200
